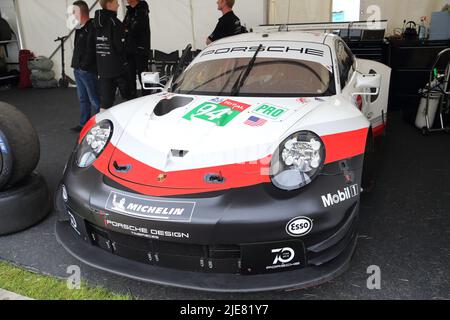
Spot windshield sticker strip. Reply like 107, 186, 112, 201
195, 42, 333, 69
201, 46, 325, 58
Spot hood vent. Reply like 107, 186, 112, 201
153, 96, 194, 117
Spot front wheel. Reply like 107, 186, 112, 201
0, 102, 40, 188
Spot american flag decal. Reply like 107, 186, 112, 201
244, 116, 267, 127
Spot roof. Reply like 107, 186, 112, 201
211, 31, 330, 46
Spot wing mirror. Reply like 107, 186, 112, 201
353, 73, 381, 96
141, 72, 164, 91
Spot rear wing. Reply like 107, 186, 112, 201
252, 20, 388, 39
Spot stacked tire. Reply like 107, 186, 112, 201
0, 102, 50, 235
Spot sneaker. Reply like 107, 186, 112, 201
70, 125, 83, 132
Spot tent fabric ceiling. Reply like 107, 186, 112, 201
268, 0, 332, 24
151, 0, 267, 53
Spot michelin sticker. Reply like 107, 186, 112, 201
183, 99, 251, 126
286, 217, 313, 237
105, 191, 195, 222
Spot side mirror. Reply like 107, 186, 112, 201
353, 73, 381, 96
141, 72, 164, 91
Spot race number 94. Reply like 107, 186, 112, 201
183, 103, 238, 127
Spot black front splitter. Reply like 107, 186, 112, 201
56, 221, 357, 293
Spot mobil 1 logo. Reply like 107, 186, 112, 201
321, 184, 359, 208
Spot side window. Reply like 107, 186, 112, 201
336, 40, 354, 90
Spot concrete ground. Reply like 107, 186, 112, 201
0, 288, 32, 300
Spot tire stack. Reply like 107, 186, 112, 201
28, 56, 58, 89
0, 102, 51, 235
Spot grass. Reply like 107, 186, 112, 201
0, 261, 132, 300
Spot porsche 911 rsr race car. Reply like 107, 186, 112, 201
55, 31, 391, 292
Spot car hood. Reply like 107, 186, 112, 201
103, 93, 329, 188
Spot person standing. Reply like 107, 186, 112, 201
71, 1, 100, 132
124, 0, 151, 97
206, 0, 244, 45
93, 0, 131, 112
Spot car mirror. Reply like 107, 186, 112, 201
141, 72, 164, 91
353, 73, 381, 96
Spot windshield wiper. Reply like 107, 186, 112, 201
231, 44, 263, 96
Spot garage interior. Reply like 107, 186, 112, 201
0, 0, 449, 299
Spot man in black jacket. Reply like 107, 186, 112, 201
93, 0, 131, 111
71, 1, 100, 132
124, 0, 151, 97
206, 0, 244, 45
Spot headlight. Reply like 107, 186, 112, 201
270, 131, 325, 191
76, 120, 113, 168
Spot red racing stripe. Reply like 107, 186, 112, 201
321, 127, 368, 164
94, 143, 272, 196
90, 128, 368, 197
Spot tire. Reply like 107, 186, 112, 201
0, 172, 50, 235
0, 102, 40, 188
361, 130, 375, 193
0, 129, 13, 190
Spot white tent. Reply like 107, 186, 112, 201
2, 0, 267, 82
1, 0, 447, 84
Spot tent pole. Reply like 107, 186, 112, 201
13, 0, 24, 49
264, 0, 269, 24
189, 0, 196, 51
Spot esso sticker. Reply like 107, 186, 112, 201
286, 217, 313, 237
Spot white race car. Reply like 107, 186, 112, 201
55, 31, 391, 292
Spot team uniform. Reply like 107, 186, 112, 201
92, 9, 131, 109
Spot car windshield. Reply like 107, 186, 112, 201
172, 57, 335, 97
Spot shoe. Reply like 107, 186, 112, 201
70, 125, 83, 133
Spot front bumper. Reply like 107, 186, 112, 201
56, 219, 357, 292
55, 152, 363, 292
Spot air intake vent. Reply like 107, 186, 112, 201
153, 96, 194, 116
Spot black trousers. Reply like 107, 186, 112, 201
99, 75, 132, 109
127, 53, 150, 97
